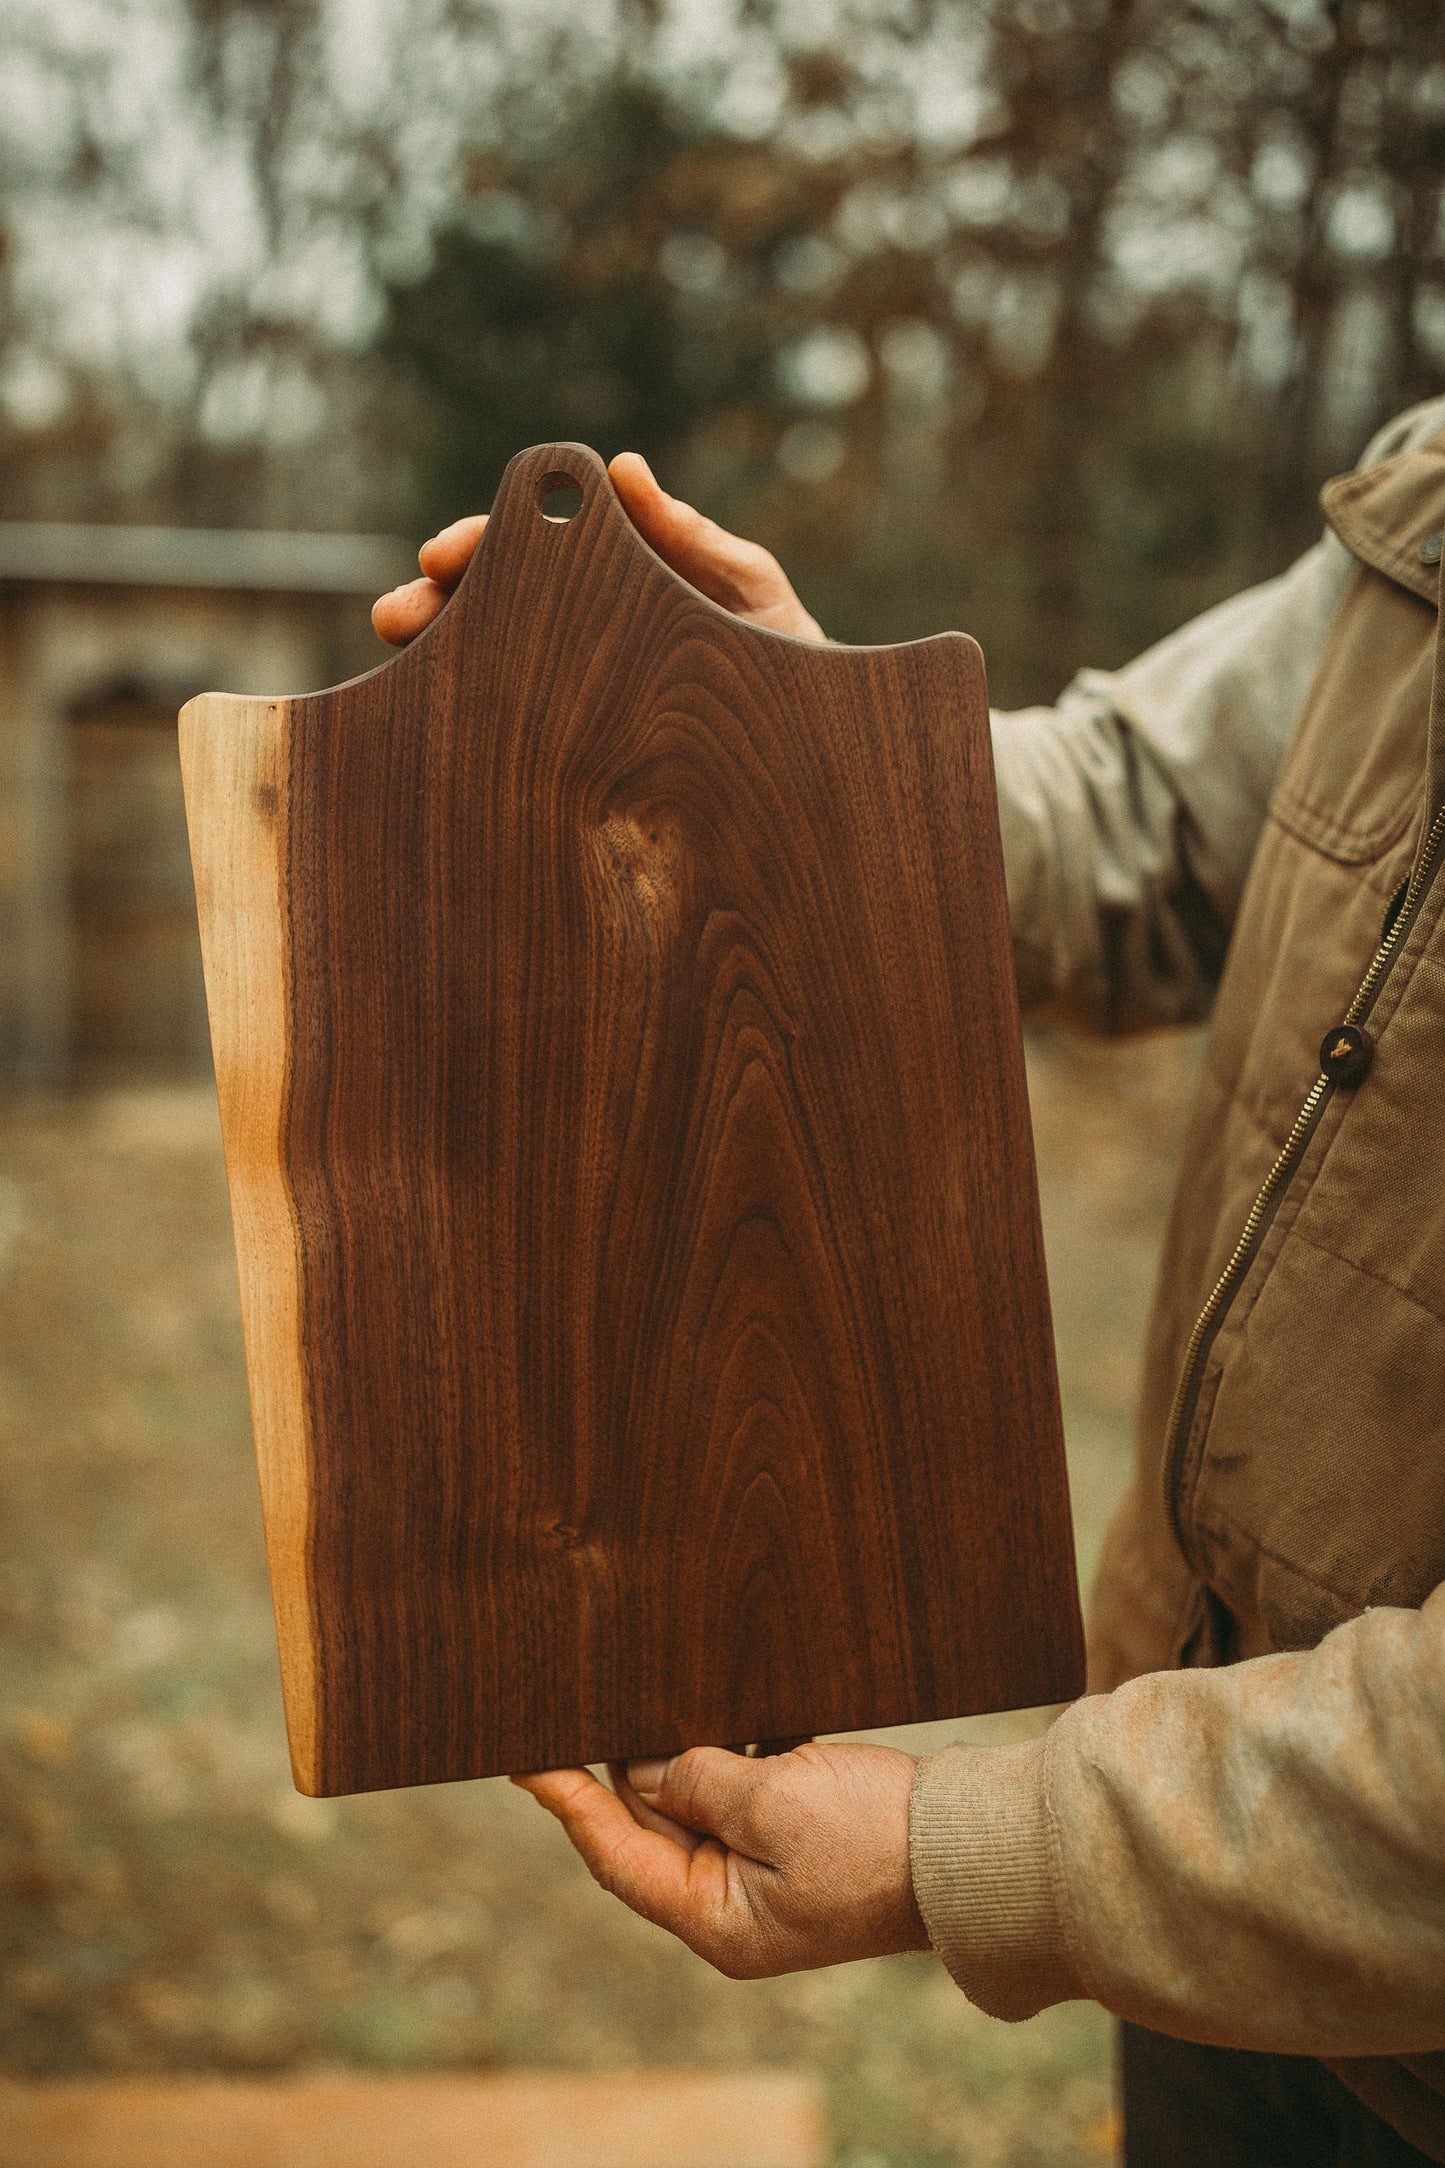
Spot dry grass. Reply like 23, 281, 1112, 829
0, 1027, 1198, 2164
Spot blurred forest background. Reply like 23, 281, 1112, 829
5, 0, 1445, 699
3, 3, 1445, 2163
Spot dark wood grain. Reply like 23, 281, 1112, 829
182, 442, 1082, 1796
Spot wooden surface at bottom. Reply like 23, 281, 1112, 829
0, 2070, 824, 2168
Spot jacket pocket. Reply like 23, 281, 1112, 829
1268, 564, 1432, 865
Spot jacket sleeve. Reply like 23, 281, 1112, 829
909, 1582, 1445, 2065
999, 397, 1445, 1030
993, 537, 1351, 1030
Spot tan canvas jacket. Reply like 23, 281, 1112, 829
909, 397, 1445, 2159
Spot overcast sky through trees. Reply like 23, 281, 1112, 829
3, 0, 1443, 694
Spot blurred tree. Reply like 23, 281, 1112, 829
379, 84, 778, 530
2, 0, 1444, 699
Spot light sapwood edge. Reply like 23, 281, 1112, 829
178, 692, 320, 1792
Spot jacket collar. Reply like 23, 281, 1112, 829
1320, 435, 1445, 607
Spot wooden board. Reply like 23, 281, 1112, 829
0, 2071, 825, 2168
180, 441, 1082, 1797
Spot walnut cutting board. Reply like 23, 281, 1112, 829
179, 442, 1083, 1797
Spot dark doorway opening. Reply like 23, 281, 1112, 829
67, 680, 211, 1084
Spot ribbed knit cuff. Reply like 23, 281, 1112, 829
908, 1738, 1087, 2021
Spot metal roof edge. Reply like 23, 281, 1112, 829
0, 523, 415, 595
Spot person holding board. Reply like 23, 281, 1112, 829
374, 411, 1445, 2166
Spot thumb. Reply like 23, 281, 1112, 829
607, 452, 735, 590
627, 1746, 776, 1855
608, 450, 681, 557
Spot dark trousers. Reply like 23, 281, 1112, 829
1121, 2024, 1438, 2167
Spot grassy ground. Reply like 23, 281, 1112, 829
0, 1026, 1198, 2164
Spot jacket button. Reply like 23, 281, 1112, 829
1420, 532, 1443, 565
1319, 1022, 1374, 1084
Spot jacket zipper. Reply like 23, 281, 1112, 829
1161, 795, 1445, 1555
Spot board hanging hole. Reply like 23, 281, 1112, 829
538, 474, 584, 523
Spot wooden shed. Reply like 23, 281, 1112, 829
0, 523, 411, 1086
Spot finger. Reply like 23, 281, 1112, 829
608, 454, 793, 620
511, 1767, 729, 1934
605, 1761, 705, 1852
371, 576, 449, 646
626, 1747, 781, 1856
417, 513, 489, 588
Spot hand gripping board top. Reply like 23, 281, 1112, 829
179, 442, 1083, 1797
